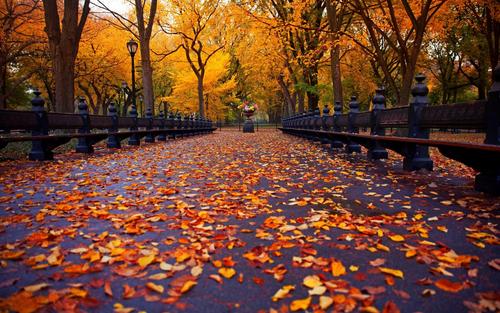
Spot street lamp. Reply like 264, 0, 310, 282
126, 38, 139, 113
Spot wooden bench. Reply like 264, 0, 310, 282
0, 92, 216, 160
281, 69, 500, 195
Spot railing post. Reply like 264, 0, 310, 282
403, 74, 433, 171
321, 104, 330, 145
107, 101, 120, 148
157, 111, 167, 141
475, 64, 500, 193
368, 87, 388, 160
145, 107, 155, 143
346, 96, 361, 153
331, 101, 344, 148
313, 108, 321, 141
28, 90, 52, 161
128, 104, 140, 146
176, 112, 182, 138
75, 96, 94, 153
167, 111, 175, 139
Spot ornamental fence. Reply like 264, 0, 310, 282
0, 91, 216, 161
280, 69, 500, 195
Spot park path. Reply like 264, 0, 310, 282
0, 130, 498, 313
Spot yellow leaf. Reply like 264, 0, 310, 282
138, 255, 155, 268
146, 282, 164, 294
110, 248, 125, 256
349, 265, 359, 272
272, 285, 295, 301
303, 275, 322, 288
148, 273, 168, 280
160, 262, 173, 271
69, 288, 88, 298
319, 296, 333, 309
191, 266, 203, 277
218, 267, 236, 279
23, 283, 50, 292
379, 267, 404, 279
308, 285, 327, 296
290, 297, 311, 311
180, 280, 197, 293
389, 235, 405, 242
331, 260, 346, 277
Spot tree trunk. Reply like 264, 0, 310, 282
331, 45, 343, 106
140, 42, 155, 115
277, 74, 294, 116
0, 60, 6, 109
42, 0, 90, 113
399, 67, 414, 106
53, 51, 76, 112
297, 90, 305, 113
486, 6, 500, 82
326, 0, 344, 107
197, 75, 205, 117
306, 68, 319, 110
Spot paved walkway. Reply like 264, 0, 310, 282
0, 130, 498, 312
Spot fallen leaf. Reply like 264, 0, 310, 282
23, 283, 50, 293
272, 285, 295, 301
389, 235, 405, 242
146, 282, 164, 294
290, 297, 311, 311
379, 267, 404, 279
303, 275, 322, 288
435, 279, 463, 293
319, 296, 333, 309
180, 280, 197, 293
138, 255, 155, 268
331, 259, 346, 277
218, 267, 236, 279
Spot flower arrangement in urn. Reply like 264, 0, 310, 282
239, 100, 258, 116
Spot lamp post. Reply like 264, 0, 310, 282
126, 38, 139, 114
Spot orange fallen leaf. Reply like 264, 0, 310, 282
122, 284, 136, 299
331, 259, 346, 277
104, 281, 113, 297
290, 297, 311, 311
146, 282, 164, 294
180, 280, 197, 293
389, 235, 405, 242
0, 250, 25, 260
434, 279, 464, 293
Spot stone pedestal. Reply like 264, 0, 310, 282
243, 112, 255, 133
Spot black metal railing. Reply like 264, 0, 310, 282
280, 69, 500, 195
0, 92, 216, 161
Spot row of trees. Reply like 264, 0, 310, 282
1, 0, 499, 120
